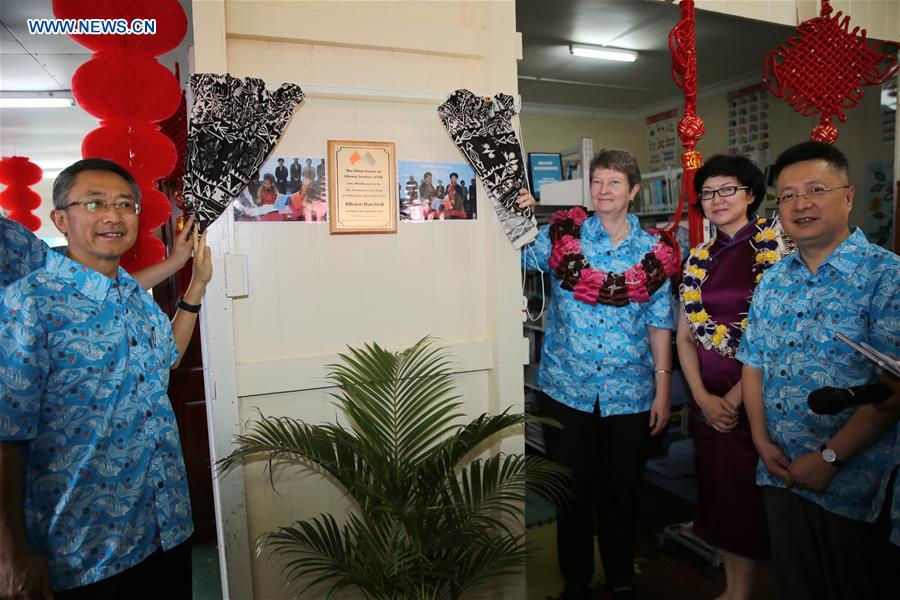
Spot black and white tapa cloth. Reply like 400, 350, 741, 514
438, 89, 537, 249
183, 74, 304, 231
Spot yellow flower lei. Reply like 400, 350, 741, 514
679, 216, 791, 358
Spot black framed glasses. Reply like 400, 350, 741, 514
775, 185, 850, 206
63, 200, 141, 215
698, 186, 749, 202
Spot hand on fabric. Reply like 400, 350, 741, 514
516, 188, 537, 210
0, 552, 53, 600
649, 394, 670, 436
169, 215, 196, 269
698, 392, 738, 433
755, 438, 793, 487
788, 451, 837, 493
184, 226, 212, 304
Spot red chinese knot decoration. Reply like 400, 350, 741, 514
763, 0, 898, 144
667, 0, 706, 248
53, 0, 187, 272
0, 157, 43, 232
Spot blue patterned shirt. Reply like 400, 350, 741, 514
736, 229, 899, 522
0, 250, 193, 590
523, 213, 674, 415
1, 216, 47, 290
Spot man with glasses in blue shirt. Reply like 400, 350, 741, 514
737, 142, 899, 599
0, 158, 212, 599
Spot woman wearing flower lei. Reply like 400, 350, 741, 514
519, 149, 679, 599
675, 154, 792, 599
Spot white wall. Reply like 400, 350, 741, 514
192, 1, 526, 598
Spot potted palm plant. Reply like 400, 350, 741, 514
219, 337, 569, 599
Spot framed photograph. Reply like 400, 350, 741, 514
397, 159, 477, 222
234, 156, 327, 223
327, 140, 397, 234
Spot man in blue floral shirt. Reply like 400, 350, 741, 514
0, 159, 212, 599
737, 142, 899, 599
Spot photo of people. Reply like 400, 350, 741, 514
234, 156, 328, 223
397, 160, 477, 222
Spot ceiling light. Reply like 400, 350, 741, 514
570, 44, 638, 63
42, 170, 62, 180
0, 98, 74, 108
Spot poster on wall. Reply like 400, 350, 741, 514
727, 84, 769, 167
397, 159, 477, 222
328, 140, 397, 234
233, 156, 328, 223
527, 152, 564, 201
646, 109, 678, 171
862, 159, 894, 248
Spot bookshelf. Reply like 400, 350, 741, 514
635, 167, 682, 217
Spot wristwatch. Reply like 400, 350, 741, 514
819, 444, 844, 468
177, 296, 202, 314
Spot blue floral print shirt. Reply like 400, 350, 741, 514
736, 229, 899, 522
0, 250, 193, 590
523, 213, 675, 415
1, 216, 47, 291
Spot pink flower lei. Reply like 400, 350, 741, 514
548, 207, 679, 307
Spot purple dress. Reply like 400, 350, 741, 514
689, 221, 771, 560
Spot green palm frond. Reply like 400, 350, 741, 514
219, 337, 572, 598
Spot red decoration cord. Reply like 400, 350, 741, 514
666, 0, 706, 249
763, 0, 898, 144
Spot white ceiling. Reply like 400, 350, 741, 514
516, 0, 803, 116
0, 0, 192, 174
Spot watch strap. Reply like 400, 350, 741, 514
177, 296, 202, 314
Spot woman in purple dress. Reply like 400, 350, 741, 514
676, 155, 789, 599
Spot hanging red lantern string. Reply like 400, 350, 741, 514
54, 0, 187, 273
763, 0, 898, 144
0, 156, 44, 232
51, 0, 187, 57
664, 0, 705, 250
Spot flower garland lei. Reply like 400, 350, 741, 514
680, 216, 793, 357
548, 207, 680, 307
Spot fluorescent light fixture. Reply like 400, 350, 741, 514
0, 97, 74, 108
42, 170, 62, 180
570, 44, 638, 63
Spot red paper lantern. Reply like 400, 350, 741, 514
119, 234, 166, 273
5, 211, 42, 232
72, 52, 181, 122
0, 188, 42, 211
52, 0, 187, 57
0, 156, 44, 231
0, 156, 43, 186
82, 122, 177, 182
138, 187, 172, 231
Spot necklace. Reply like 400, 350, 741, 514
549, 207, 679, 307
680, 216, 793, 357
608, 221, 630, 244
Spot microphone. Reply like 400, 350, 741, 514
807, 383, 893, 415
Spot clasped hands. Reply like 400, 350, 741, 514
755, 439, 836, 493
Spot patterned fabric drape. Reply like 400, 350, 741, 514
183, 74, 304, 230
438, 89, 537, 249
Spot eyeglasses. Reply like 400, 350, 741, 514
63, 200, 141, 215
698, 186, 749, 202
776, 185, 850, 206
